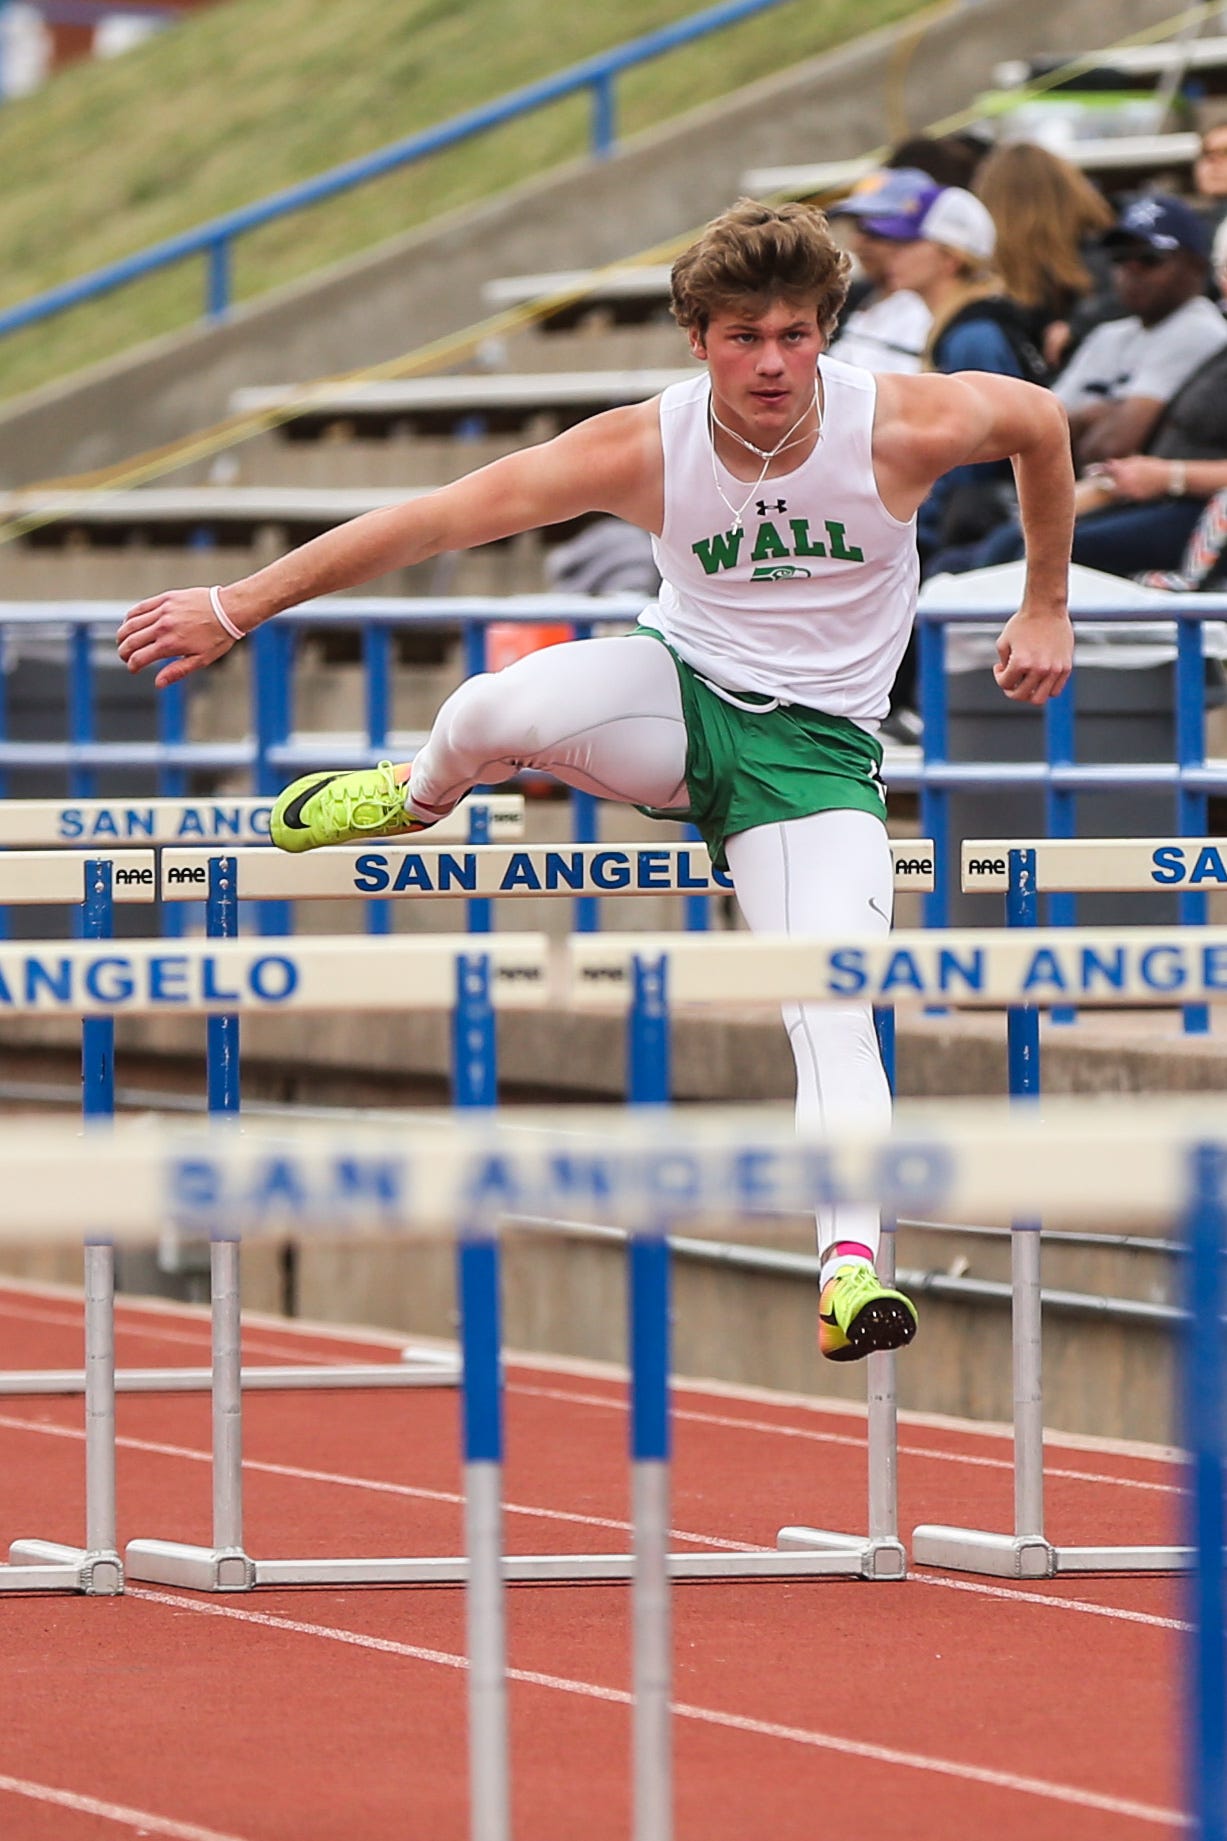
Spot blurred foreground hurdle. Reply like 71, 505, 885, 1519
0, 1098, 1220, 1841
3, 906, 1224, 1600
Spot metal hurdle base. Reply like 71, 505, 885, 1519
123, 1542, 877, 1591
122, 1542, 256, 1591
777, 1526, 907, 1580
4, 1540, 123, 1595
0, 1350, 460, 1397
911, 1526, 1192, 1579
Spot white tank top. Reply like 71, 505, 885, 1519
646, 357, 918, 723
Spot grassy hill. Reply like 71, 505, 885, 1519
0, 0, 936, 402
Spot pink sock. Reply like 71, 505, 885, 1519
819, 1240, 875, 1289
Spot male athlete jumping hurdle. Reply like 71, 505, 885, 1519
118, 197, 1075, 1362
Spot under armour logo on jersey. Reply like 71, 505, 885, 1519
756, 499, 788, 517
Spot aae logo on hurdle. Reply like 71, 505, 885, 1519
963, 836, 1227, 894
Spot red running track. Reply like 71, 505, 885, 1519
0, 1278, 1187, 1840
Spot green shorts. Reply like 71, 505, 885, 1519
634, 627, 887, 869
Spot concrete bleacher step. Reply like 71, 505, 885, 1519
742, 131, 1201, 201
182, 433, 528, 491
0, 540, 562, 601
480, 323, 687, 372
228, 368, 695, 435
484, 264, 674, 312
1026, 35, 1227, 81
0, 486, 422, 529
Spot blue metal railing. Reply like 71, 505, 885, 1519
5, 588, 1227, 933
6, 590, 1227, 789
0, 0, 793, 340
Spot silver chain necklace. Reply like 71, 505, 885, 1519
707, 387, 821, 533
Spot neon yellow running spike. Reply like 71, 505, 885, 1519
270, 760, 428, 853
818, 1263, 918, 1363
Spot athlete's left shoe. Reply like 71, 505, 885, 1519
270, 760, 432, 853
818, 1263, 918, 1363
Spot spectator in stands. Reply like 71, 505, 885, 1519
828, 169, 931, 374
1055, 194, 1227, 471
118, 198, 1076, 1367
927, 195, 1227, 579
1088, 452, 1227, 590
834, 173, 1045, 562
973, 140, 1118, 371
1130, 463, 1227, 592
545, 518, 660, 597
1193, 120, 1227, 240
827, 133, 990, 362
834, 173, 1048, 732
1215, 215, 1227, 306
882, 132, 989, 192
933, 341, 1227, 579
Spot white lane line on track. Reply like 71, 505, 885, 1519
0, 1408, 1188, 1590
126, 1588, 1185, 1828
915, 1573, 1188, 1630
2, 1407, 1181, 1631
0, 1411, 753, 1553
510, 1382, 1186, 1496
0, 1295, 371, 1369
0, 1290, 1182, 1492
0, 1772, 251, 1841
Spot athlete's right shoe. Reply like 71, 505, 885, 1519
270, 760, 432, 853
818, 1263, 918, 1363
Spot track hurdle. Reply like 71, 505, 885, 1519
567, 917, 1227, 1585
0, 931, 547, 1593
0, 1098, 1220, 1841
0, 848, 157, 1596
0, 791, 526, 1407
139, 838, 932, 1590
909, 834, 1227, 1580
0, 901, 937, 1593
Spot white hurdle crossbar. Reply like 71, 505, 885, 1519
905, 836, 1224, 1581
0, 791, 528, 848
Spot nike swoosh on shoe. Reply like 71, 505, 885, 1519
280, 774, 340, 830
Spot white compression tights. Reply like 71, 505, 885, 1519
410, 635, 893, 1257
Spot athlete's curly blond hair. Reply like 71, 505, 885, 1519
670, 197, 851, 337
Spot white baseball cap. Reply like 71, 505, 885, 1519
910, 187, 997, 264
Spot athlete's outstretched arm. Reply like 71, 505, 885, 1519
875, 370, 1075, 706
116, 402, 661, 687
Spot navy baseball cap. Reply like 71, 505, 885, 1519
1102, 193, 1210, 261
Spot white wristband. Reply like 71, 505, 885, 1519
209, 585, 245, 642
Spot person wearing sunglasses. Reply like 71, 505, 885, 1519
1051, 194, 1227, 472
